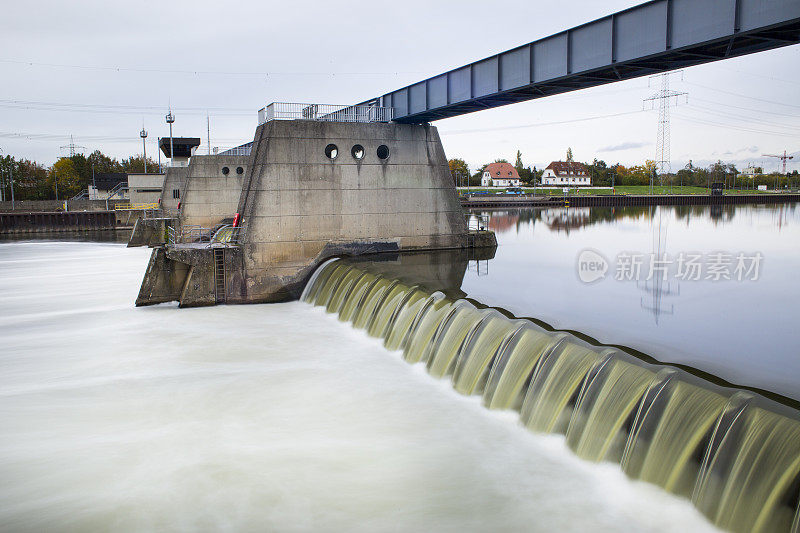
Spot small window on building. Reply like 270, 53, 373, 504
325, 144, 338, 159
351, 144, 365, 160
377, 145, 389, 160
496, 171, 500, 176
173, 189, 180, 199
236, 166, 244, 175
222, 166, 230, 175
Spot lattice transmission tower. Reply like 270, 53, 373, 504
643, 73, 688, 180
60, 135, 86, 157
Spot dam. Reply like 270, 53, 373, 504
302, 255, 800, 533
133, 106, 496, 307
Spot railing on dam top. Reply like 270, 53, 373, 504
258, 102, 394, 125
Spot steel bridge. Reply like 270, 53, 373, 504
360, 0, 800, 123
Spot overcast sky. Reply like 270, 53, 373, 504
1, 0, 798, 173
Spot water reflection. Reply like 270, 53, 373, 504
475, 203, 798, 234
464, 204, 800, 402
638, 206, 679, 324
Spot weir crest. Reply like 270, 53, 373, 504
302, 258, 800, 533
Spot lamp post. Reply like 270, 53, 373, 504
140, 127, 148, 174
0, 147, 4, 202
9, 166, 14, 210
165, 110, 175, 169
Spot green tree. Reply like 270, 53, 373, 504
120, 155, 160, 174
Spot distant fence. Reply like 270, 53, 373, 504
258, 102, 394, 125
0, 211, 118, 233
0, 199, 126, 213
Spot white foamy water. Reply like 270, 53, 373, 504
0, 241, 719, 532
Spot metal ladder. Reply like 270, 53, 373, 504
214, 248, 226, 304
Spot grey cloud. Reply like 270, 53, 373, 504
598, 141, 651, 152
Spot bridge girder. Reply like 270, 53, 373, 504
363, 0, 800, 124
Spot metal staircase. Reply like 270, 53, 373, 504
214, 248, 226, 304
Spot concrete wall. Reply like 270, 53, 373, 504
128, 173, 165, 205
159, 166, 190, 216
179, 155, 248, 229
232, 120, 468, 303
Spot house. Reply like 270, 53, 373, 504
542, 161, 591, 186
481, 162, 521, 187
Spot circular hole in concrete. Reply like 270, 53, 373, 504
377, 145, 389, 160
325, 144, 338, 159
236, 166, 244, 175
351, 144, 365, 160
222, 166, 230, 175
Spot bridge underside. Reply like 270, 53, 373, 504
369, 0, 800, 123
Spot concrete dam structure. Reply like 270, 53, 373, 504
134, 111, 496, 307
303, 257, 800, 533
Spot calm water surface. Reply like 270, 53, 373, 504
464, 204, 800, 402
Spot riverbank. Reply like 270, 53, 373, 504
458, 185, 797, 196
462, 192, 800, 208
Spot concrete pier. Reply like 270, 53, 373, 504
136, 119, 496, 307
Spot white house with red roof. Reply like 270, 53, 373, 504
481, 162, 521, 187
542, 161, 591, 186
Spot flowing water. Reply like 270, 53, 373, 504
1, 241, 723, 532
1, 203, 798, 532
303, 258, 800, 533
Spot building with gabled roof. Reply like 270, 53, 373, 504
542, 161, 591, 186
481, 162, 521, 187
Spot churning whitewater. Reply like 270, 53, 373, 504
0, 241, 720, 532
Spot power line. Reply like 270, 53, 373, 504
0, 58, 424, 78
0, 97, 253, 112
672, 112, 799, 138
441, 109, 643, 135
0, 130, 248, 144
684, 81, 800, 109
691, 96, 800, 119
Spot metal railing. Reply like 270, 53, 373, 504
107, 182, 128, 199
258, 102, 394, 125
465, 213, 490, 231
210, 225, 245, 244
219, 143, 252, 156
167, 224, 246, 245
115, 202, 160, 211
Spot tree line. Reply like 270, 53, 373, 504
449, 150, 798, 189
0, 151, 159, 201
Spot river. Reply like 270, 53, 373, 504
1, 203, 797, 531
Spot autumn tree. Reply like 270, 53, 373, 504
50, 158, 82, 199
448, 158, 470, 186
